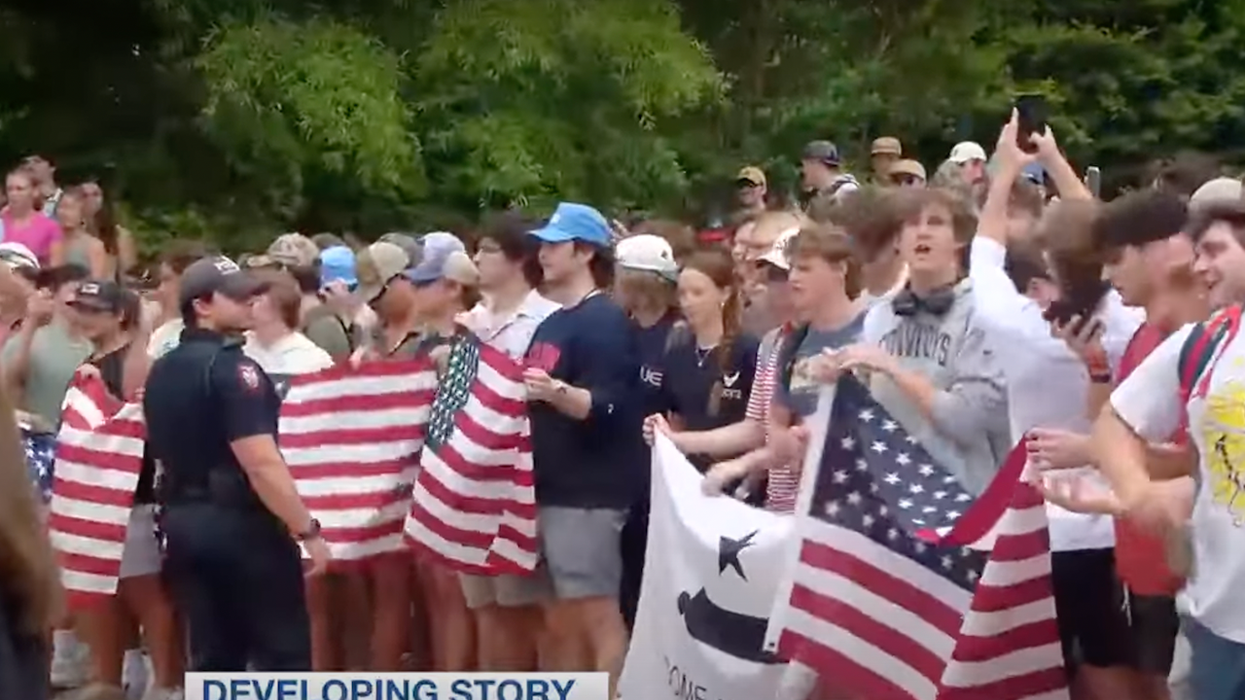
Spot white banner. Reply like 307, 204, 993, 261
619, 435, 795, 700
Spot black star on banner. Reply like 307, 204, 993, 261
426, 335, 480, 451
718, 530, 758, 580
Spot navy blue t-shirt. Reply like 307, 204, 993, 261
525, 293, 645, 509
634, 312, 680, 419
659, 333, 760, 471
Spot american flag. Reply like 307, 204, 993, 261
404, 333, 537, 575
771, 377, 1067, 700
279, 360, 438, 563
47, 370, 146, 607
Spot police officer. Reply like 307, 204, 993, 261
143, 255, 330, 672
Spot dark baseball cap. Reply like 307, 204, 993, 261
178, 256, 268, 307
70, 280, 128, 313
802, 140, 841, 166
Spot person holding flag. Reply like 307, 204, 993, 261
68, 280, 185, 699
523, 203, 643, 695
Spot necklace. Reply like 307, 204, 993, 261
695, 345, 716, 367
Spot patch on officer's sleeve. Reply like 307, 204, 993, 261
238, 363, 261, 391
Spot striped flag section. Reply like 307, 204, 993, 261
771, 377, 1067, 700
404, 334, 537, 575
280, 360, 438, 563
47, 370, 145, 606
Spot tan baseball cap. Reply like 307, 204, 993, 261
871, 137, 902, 157
266, 233, 319, 268
889, 159, 927, 181
736, 166, 767, 188
355, 241, 413, 303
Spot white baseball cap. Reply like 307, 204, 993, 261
949, 141, 988, 164
616, 234, 678, 281
1190, 177, 1244, 210
0, 242, 39, 270
756, 227, 800, 272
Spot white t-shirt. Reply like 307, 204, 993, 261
460, 290, 560, 360
147, 319, 184, 360
242, 331, 335, 377
1111, 322, 1245, 642
969, 236, 1145, 550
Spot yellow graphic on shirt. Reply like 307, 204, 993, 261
1201, 377, 1245, 525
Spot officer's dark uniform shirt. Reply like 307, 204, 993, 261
143, 328, 281, 504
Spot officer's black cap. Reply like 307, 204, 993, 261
70, 279, 128, 313
178, 256, 268, 307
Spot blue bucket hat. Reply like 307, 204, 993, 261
529, 203, 612, 247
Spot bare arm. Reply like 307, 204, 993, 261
672, 418, 765, 458
1143, 441, 1196, 481
116, 227, 138, 275
1037, 137, 1092, 202
1092, 406, 1158, 509
231, 436, 316, 534
1085, 382, 1111, 420
2, 321, 40, 401
88, 239, 110, 280
47, 238, 65, 268
544, 383, 593, 421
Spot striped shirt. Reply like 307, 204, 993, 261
746, 327, 799, 514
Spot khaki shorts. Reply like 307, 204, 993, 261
459, 570, 551, 610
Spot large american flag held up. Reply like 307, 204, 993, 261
47, 370, 146, 607
280, 360, 439, 563
771, 376, 1067, 700
404, 333, 537, 575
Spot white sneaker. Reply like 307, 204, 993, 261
50, 630, 91, 688
142, 687, 184, 700
122, 649, 152, 700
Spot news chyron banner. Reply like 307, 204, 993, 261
617, 436, 795, 700
185, 673, 607, 700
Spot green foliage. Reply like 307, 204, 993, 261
196, 15, 423, 209
413, 0, 721, 215
3, 0, 1245, 251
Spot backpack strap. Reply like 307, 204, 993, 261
778, 323, 812, 392
1178, 305, 1242, 403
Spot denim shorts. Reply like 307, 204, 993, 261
1185, 617, 1245, 700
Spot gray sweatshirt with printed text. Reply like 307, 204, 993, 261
862, 279, 1008, 495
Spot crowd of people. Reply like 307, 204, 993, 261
0, 109, 1243, 700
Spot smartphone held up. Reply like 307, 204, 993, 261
1014, 93, 1048, 153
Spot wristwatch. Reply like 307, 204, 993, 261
295, 519, 322, 542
